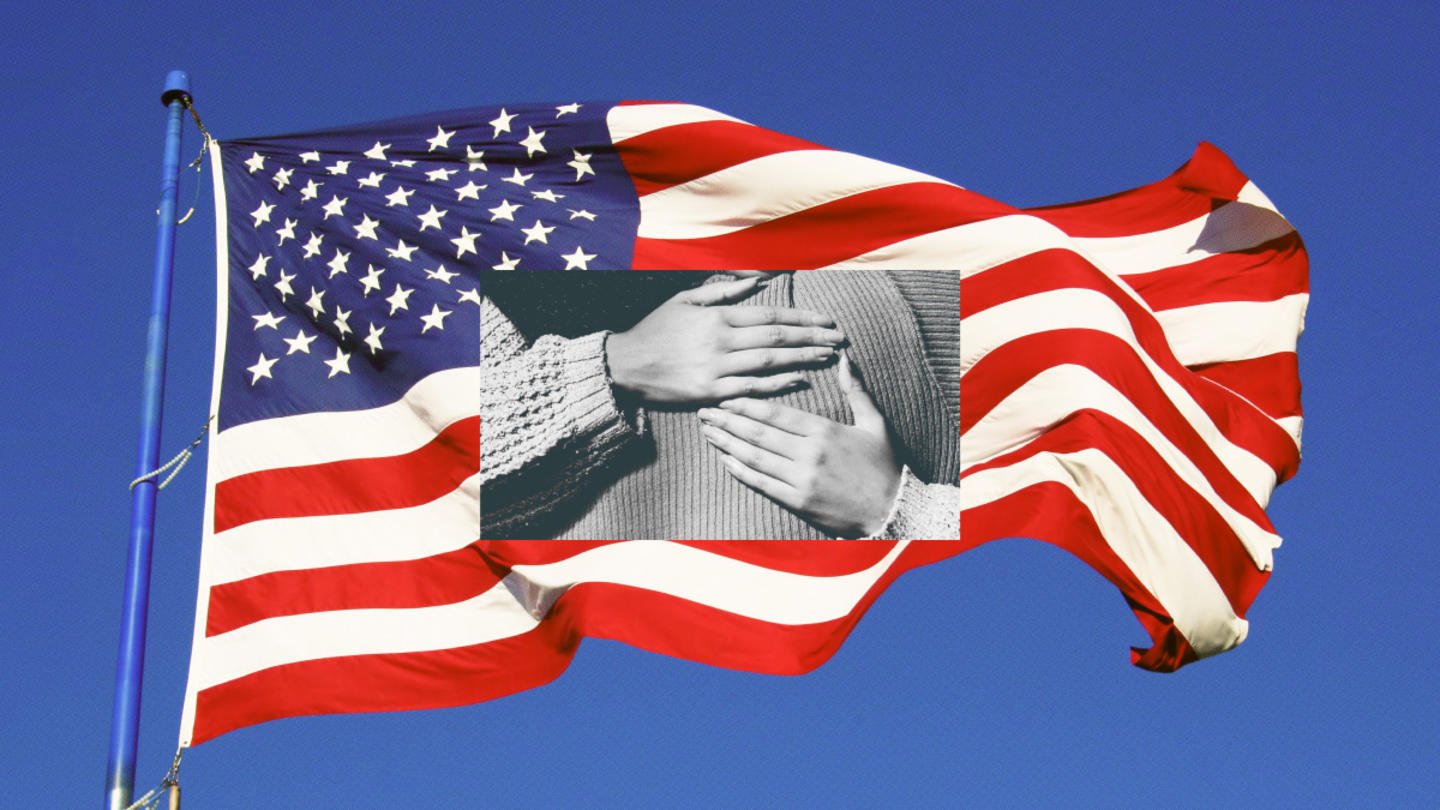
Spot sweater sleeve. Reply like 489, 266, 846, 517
481, 296, 645, 535
863, 466, 962, 540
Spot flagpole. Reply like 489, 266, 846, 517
105, 69, 190, 810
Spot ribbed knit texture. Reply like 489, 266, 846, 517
547, 271, 960, 540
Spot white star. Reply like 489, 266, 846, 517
275, 218, 297, 245
385, 185, 415, 207
247, 254, 270, 280
322, 195, 348, 219
502, 167, 533, 187
425, 265, 459, 284
299, 151, 321, 163
519, 126, 547, 158
417, 204, 448, 231
273, 269, 296, 300
425, 167, 458, 183
364, 141, 391, 161
244, 152, 266, 173
363, 322, 386, 354
419, 303, 452, 333
568, 149, 595, 181
252, 311, 285, 330
385, 284, 414, 315
568, 209, 597, 221
457, 288, 482, 305
333, 306, 353, 337
454, 180, 486, 201
450, 226, 481, 259
427, 126, 456, 152
359, 265, 385, 296
555, 103, 581, 118
299, 179, 322, 202
302, 232, 324, 258
389, 158, 417, 168
306, 286, 327, 318
489, 198, 522, 222
561, 246, 597, 270
247, 353, 278, 384
326, 250, 350, 278
273, 167, 293, 190
386, 239, 418, 262
531, 189, 563, 202
464, 145, 487, 171
326, 160, 351, 176
357, 171, 386, 188
521, 220, 555, 245
489, 108, 516, 138
323, 347, 352, 378
353, 214, 380, 241
250, 200, 275, 227
492, 251, 520, 270
283, 329, 318, 355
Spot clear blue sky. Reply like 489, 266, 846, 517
3, 1, 1436, 806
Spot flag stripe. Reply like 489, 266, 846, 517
1116, 232, 1307, 310
213, 415, 479, 532
206, 544, 496, 637
211, 367, 478, 479
614, 119, 830, 196
633, 149, 955, 240
634, 182, 1009, 269
1192, 353, 1303, 420
203, 476, 479, 586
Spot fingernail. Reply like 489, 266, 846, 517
815, 347, 835, 360
718, 400, 739, 411
822, 329, 844, 343
698, 408, 718, 422
702, 426, 722, 443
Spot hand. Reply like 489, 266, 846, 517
698, 354, 902, 538
605, 276, 845, 404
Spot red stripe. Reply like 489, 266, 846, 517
1193, 353, 1303, 420
962, 250, 1301, 481
961, 483, 1203, 672
214, 416, 479, 532
1025, 142, 1251, 237
963, 409, 1272, 613
191, 620, 575, 745
192, 541, 964, 744
963, 329, 1294, 518
633, 182, 1011, 269
206, 543, 498, 637
615, 119, 829, 196
1118, 232, 1308, 310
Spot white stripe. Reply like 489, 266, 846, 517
636, 150, 954, 240
212, 367, 478, 479
1074, 199, 1294, 277
1237, 180, 1282, 215
963, 448, 1249, 658
1276, 415, 1303, 447
201, 476, 479, 587
190, 540, 908, 690
823, 214, 1076, 272
961, 287, 1282, 510
1154, 294, 1309, 366
606, 103, 747, 144
962, 364, 1280, 570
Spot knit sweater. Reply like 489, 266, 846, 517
480, 271, 961, 539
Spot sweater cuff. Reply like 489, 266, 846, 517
862, 466, 962, 540
556, 330, 645, 447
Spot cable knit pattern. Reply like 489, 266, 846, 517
480, 297, 644, 537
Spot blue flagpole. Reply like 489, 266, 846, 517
105, 69, 190, 810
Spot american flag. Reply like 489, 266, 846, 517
179, 102, 1306, 744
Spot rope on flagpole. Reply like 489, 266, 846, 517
122, 747, 183, 810
172, 96, 213, 226
128, 416, 213, 492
